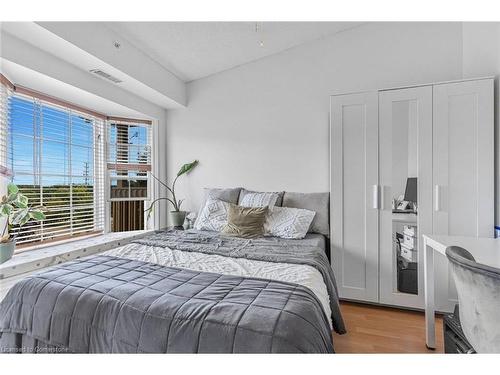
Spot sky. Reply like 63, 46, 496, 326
8, 95, 148, 187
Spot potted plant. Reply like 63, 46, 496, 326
0, 183, 46, 263
145, 160, 198, 227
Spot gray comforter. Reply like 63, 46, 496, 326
0, 230, 344, 353
134, 230, 345, 334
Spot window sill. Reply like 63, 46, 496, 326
0, 230, 153, 280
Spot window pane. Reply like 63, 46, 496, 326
72, 145, 93, 178
43, 180, 71, 209
72, 177, 94, 207
130, 179, 147, 198
71, 115, 93, 147
13, 177, 41, 207
10, 135, 35, 174
42, 140, 70, 176
5, 94, 104, 246
110, 179, 129, 199
9, 96, 36, 137
42, 105, 69, 142
128, 125, 147, 145
107, 123, 151, 166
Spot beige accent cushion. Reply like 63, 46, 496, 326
222, 203, 268, 238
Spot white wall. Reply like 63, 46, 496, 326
166, 22, 464, 214
462, 22, 500, 224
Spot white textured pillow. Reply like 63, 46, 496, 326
194, 198, 230, 232
240, 192, 278, 208
264, 206, 316, 239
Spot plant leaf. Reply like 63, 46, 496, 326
0, 204, 13, 216
7, 183, 19, 195
16, 194, 28, 209
29, 210, 45, 221
10, 208, 28, 225
146, 206, 153, 221
7, 193, 18, 203
19, 213, 31, 226
176, 160, 198, 177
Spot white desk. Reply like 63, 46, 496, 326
423, 234, 500, 349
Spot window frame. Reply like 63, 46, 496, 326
1, 75, 157, 249
105, 121, 152, 202
105, 120, 154, 232
5, 92, 106, 246
106, 172, 151, 202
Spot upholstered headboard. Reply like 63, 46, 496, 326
201, 187, 330, 237
281, 192, 330, 238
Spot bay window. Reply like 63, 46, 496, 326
0, 76, 153, 248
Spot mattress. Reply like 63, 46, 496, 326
279, 233, 326, 252
0, 229, 344, 353
103, 233, 332, 327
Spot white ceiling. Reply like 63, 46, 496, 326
106, 22, 364, 82
1, 22, 185, 109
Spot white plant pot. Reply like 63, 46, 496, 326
170, 211, 186, 228
0, 240, 15, 264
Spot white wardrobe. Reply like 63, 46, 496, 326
330, 78, 494, 311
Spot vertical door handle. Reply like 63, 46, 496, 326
434, 185, 440, 212
372, 185, 380, 209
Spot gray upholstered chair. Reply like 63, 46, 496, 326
446, 246, 500, 353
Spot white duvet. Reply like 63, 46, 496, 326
103, 242, 332, 327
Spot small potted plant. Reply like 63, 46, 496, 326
0, 183, 46, 263
145, 160, 198, 227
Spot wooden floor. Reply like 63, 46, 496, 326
333, 301, 444, 353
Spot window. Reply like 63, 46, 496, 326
0, 83, 10, 175
0, 75, 154, 247
107, 121, 151, 201
106, 121, 152, 232
3, 92, 105, 246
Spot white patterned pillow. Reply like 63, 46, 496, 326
264, 206, 316, 239
240, 192, 278, 208
194, 198, 230, 232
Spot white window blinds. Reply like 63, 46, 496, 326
5, 92, 105, 245
0, 83, 11, 177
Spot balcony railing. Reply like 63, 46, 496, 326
109, 186, 148, 232
111, 201, 145, 232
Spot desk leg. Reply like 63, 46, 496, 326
424, 238, 436, 349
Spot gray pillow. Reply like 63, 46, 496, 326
202, 187, 242, 207
282, 192, 330, 236
238, 188, 285, 206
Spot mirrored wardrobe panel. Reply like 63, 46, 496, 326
379, 86, 432, 308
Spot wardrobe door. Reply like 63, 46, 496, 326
433, 78, 494, 312
379, 86, 432, 309
330, 92, 379, 302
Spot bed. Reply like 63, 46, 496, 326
0, 191, 345, 353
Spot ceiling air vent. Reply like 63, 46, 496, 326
89, 69, 123, 84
